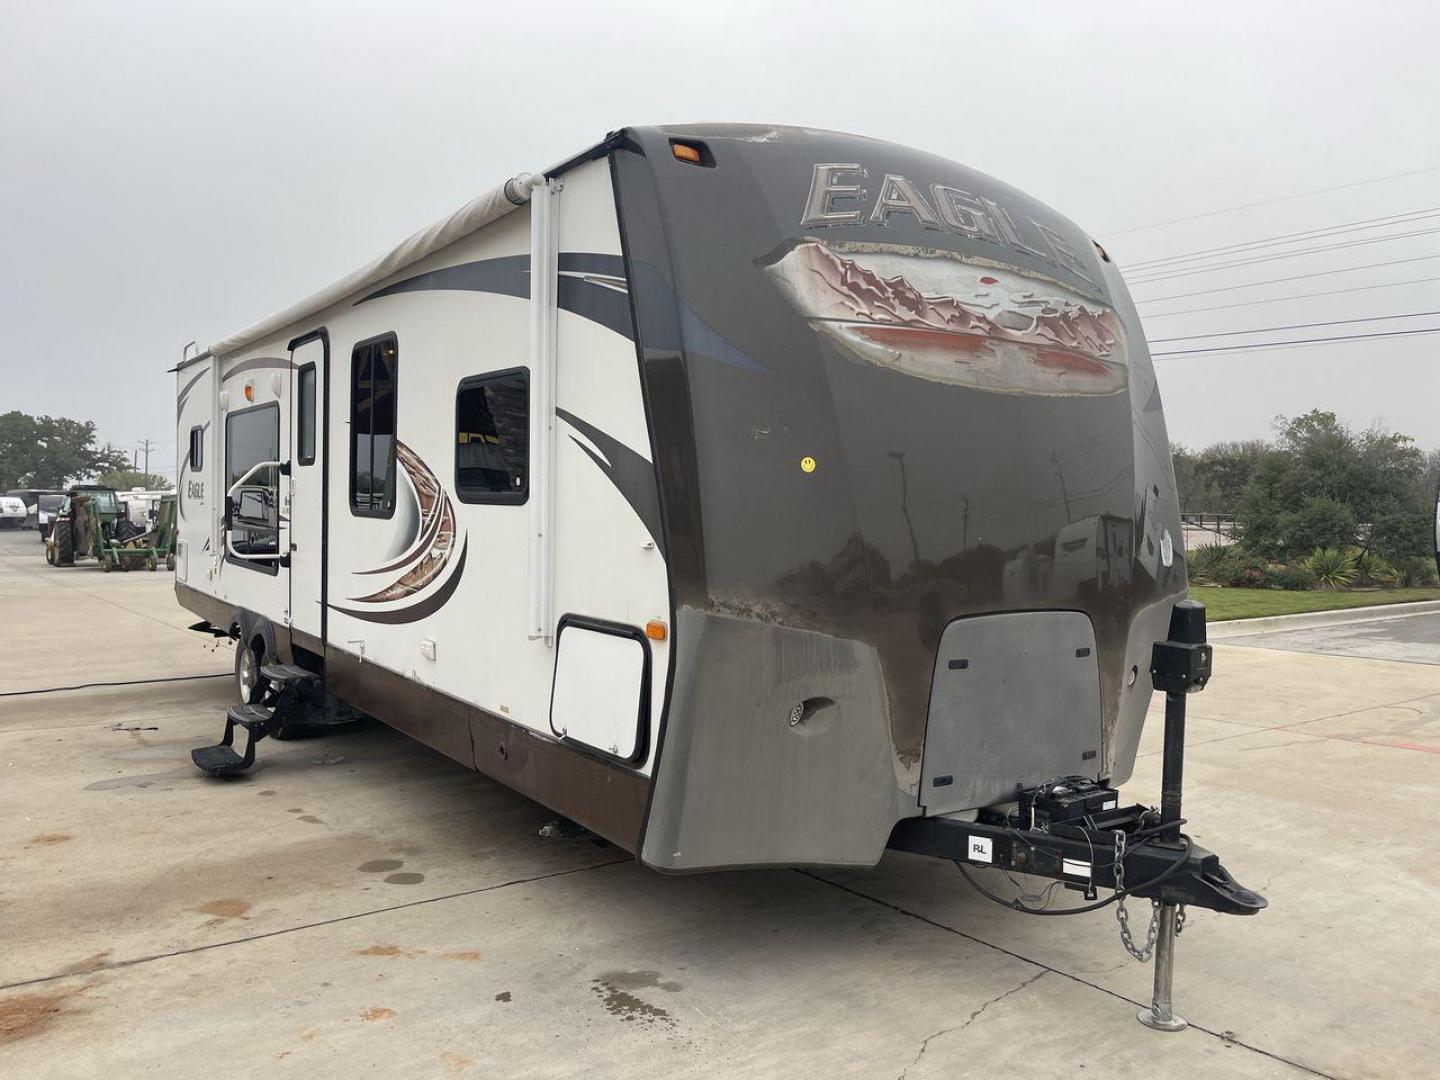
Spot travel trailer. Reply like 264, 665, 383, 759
175, 128, 1261, 1022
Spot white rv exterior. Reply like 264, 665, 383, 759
175, 125, 1190, 871
176, 154, 668, 786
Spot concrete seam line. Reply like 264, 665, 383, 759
0, 856, 632, 993
0, 673, 230, 698
798, 871, 1341, 1080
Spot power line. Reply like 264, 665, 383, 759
1123, 207, 1440, 271
1125, 225, 1440, 285
1148, 309, 1440, 344
1098, 163, 1440, 238
1150, 325, 1440, 358
1136, 274, 1440, 318
1130, 253, 1440, 303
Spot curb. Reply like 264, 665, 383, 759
1208, 599, 1440, 639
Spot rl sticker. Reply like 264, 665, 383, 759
967, 836, 993, 864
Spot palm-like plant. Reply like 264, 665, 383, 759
1351, 548, 1399, 587
1186, 542, 1233, 582
1304, 547, 1358, 590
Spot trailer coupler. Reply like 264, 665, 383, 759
888, 599, 1265, 1032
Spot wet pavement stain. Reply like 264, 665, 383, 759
84, 768, 188, 791
357, 859, 403, 873
440, 1051, 474, 1074
258, 790, 277, 796
198, 899, 251, 926
113, 746, 190, 762
287, 808, 304, 814
494, 991, 512, 1003
441, 950, 481, 962
589, 970, 681, 1026
0, 983, 93, 1045
383, 872, 425, 885
297, 815, 325, 825
355, 944, 425, 958
26, 833, 72, 847
360, 1007, 396, 1022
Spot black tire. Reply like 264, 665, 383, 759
45, 542, 56, 565
54, 521, 74, 566
165, 553, 175, 572
234, 637, 268, 705
235, 636, 326, 740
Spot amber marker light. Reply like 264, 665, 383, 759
671, 143, 703, 164
243, 382, 254, 402
645, 620, 668, 641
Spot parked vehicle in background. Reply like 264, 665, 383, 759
46, 485, 177, 570
6, 488, 61, 529
118, 488, 176, 528
35, 493, 65, 540
0, 496, 26, 529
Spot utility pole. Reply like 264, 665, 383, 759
136, 438, 156, 477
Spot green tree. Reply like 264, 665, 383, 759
96, 469, 171, 490
0, 411, 131, 489
1236, 411, 1429, 561
1171, 439, 1270, 515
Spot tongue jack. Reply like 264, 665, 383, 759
1138, 599, 1212, 1032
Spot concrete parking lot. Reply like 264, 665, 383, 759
2, 527, 1438, 1079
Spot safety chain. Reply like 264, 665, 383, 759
1113, 830, 1160, 962
1176, 903, 1187, 936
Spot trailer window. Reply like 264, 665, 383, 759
455, 369, 528, 504
350, 335, 397, 517
189, 426, 203, 471
297, 363, 316, 466
225, 403, 280, 573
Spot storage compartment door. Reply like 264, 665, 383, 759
920, 611, 1103, 815
550, 620, 648, 762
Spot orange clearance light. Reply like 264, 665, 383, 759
645, 619, 668, 642
243, 382, 254, 402
671, 143, 703, 165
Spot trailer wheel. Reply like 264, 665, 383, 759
45, 542, 56, 565
54, 522, 74, 566
102, 556, 113, 573
235, 638, 269, 705
165, 553, 175, 572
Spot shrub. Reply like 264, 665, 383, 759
1269, 563, 1317, 591
1210, 548, 1268, 587
1304, 547, 1358, 590
1397, 556, 1440, 588
1351, 549, 1400, 587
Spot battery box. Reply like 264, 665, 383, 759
1017, 777, 1120, 828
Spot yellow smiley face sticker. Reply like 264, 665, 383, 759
800, 456, 817, 474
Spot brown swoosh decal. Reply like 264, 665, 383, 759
331, 540, 468, 624
348, 444, 458, 602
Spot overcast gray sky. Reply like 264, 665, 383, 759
2, 0, 1437, 479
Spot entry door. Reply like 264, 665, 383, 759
289, 334, 327, 644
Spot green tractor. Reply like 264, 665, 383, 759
46, 485, 177, 572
